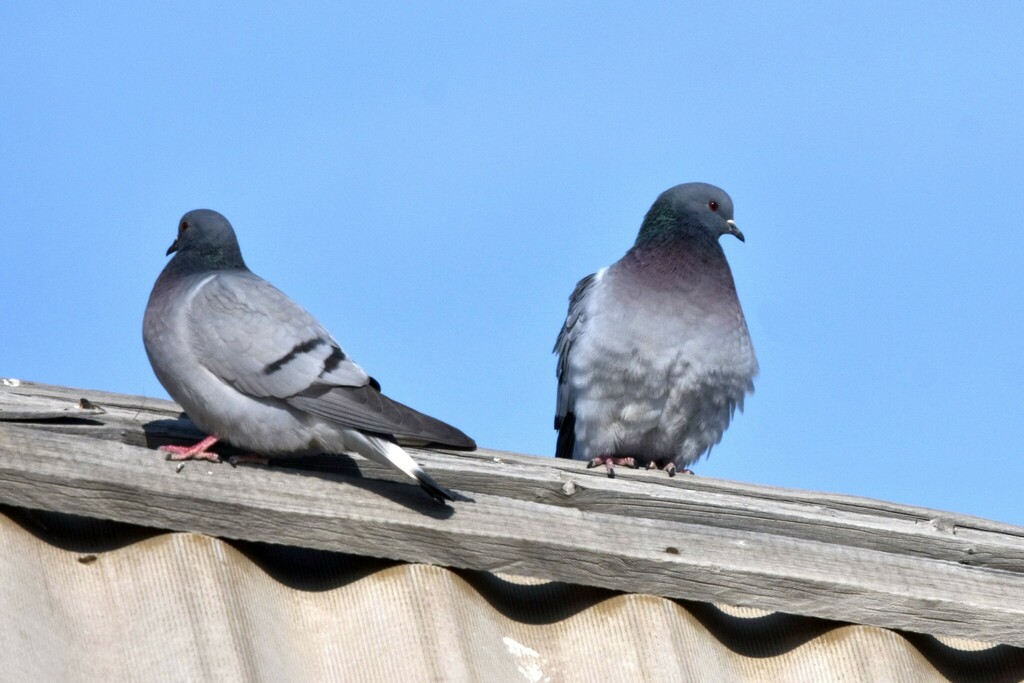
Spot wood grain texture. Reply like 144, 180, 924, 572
2, 380, 1024, 647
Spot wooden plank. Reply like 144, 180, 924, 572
11, 380, 1024, 532
0, 387, 106, 420
3, 380, 1024, 647
5, 381, 1024, 576
1, 421, 1024, 648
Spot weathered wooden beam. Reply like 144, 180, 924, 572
2, 381, 1024, 647
6, 381, 1024, 575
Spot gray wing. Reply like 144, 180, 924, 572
189, 272, 475, 449
189, 272, 371, 398
553, 271, 599, 459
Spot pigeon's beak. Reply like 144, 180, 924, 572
726, 219, 745, 242
166, 239, 179, 256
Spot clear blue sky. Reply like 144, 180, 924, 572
3, 3, 1022, 526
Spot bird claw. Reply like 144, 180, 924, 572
159, 434, 222, 463
588, 455, 638, 477
644, 460, 678, 476
646, 460, 678, 476
647, 459, 695, 477
161, 447, 222, 463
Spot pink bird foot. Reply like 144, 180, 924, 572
587, 455, 638, 478
160, 434, 222, 462
646, 459, 694, 477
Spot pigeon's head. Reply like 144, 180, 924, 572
636, 183, 744, 247
166, 209, 246, 270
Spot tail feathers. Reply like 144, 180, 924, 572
412, 469, 456, 504
357, 432, 455, 504
555, 411, 576, 459
289, 385, 476, 451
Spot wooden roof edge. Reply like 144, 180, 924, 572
2, 378, 1024, 648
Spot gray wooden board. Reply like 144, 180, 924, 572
2, 380, 1024, 647
5, 381, 1024, 574
0, 388, 106, 420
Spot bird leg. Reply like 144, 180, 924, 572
160, 434, 223, 462
588, 455, 637, 478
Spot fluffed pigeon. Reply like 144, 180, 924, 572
554, 183, 757, 476
143, 209, 475, 503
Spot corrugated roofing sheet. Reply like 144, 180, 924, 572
2, 508, 1021, 682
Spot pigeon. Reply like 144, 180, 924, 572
554, 183, 757, 476
143, 209, 475, 503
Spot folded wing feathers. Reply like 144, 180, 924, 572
553, 271, 599, 449
190, 272, 473, 450
288, 385, 476, 450
190, 275, 363, 396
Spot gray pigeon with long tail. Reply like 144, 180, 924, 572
143, 209, 474, 503
554, 183, 757, 476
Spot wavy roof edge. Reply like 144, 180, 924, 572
2, 508, 1021, 682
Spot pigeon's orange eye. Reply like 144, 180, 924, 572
709, 201, 719, 212
180, 221, 190, 232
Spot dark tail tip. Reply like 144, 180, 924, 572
431, 423, 476, 451
446, 432, 477, 450
555, 412, 576, 459
416, 470, 455, 504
